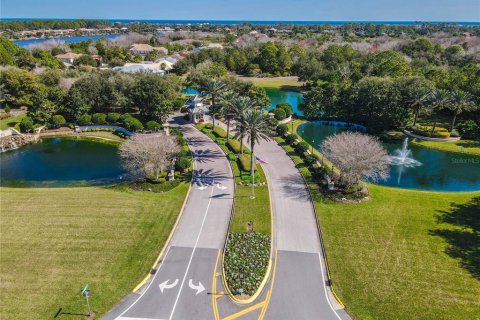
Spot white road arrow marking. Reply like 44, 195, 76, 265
188, 279, 205, 295
158, 279, 179, 293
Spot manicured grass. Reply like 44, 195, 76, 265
237, 76, 303, 90
316, 185, 480, 320
0, 184, 189, 319
411, 138, 480, 156
0, 113, 26, 131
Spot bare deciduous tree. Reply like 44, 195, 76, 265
321, 132, 390, 187
119, 134, 180, 181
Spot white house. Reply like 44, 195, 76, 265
113, 62, 166, 74
54, 52, 84, 65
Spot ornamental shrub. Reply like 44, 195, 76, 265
227, 139, 241, 154
107, 112, 121, 124
304, 154, 318, 166
273, 107, 286, 120
176, 156, 192, 172
146, 120, 161, 131
19, 116, 34, 132
51, 114, 66, 128
285, 133, 298, 145
457, 120, 480, 140
5, 105, 11, 114
124, 117, 143, 132
295, 141, 309, 154
92, 113, 107, 125
238, 154, 256, 172
277, 102, 292, 117
276, 124, 288, 136
213, 126, 227, 138
77, 114, 92, 126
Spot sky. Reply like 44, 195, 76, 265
1, 0, 479, 22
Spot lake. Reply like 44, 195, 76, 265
297, 122, 480, 191
0, 137, 126, 187
14, 34, 121, 48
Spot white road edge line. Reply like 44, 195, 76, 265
115, 245, 173, 319
168, 185, 215, 320
318, 252, 343, 320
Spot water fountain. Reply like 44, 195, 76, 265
389, 138, 422, 167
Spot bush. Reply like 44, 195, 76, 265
304, 154, 318, 166
213, 126, 227, 138
276, 124, 288, 137
204, 123, 213, 129
77, 114, 92, 126
92, 113, 107, 125
0, 113, 9, 120
457, 120, 480, 140
51, 114, 66, 128
227, 139, 242, 154
285, 133, 298, 145
107, 112, 121, 124
146, 120, 161, 131
123, 117, 143, 132
268, 117, 279, 128
227, 152, 237, 161
19, 116, 34, 133
5, 105, 11, 114
277, 102, 293, 117
176, 156, 191, 172
273, 107, 286, 120
119, 113, 133, 123
295, 141, 309, 154
238, 154, 256, 172
411, 125, 450, 138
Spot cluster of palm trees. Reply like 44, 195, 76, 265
200, 78, 272, 197
409, 87, 476, 134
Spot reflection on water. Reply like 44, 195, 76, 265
297, 122, 480, 191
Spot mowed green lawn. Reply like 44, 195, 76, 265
0, 184, 189, 319
317, 185, 480, 320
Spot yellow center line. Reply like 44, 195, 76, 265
221, 301, 266, 320
259, 249, 278, 320
212, 249, 221, 320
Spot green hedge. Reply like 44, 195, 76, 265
212, 126, 227, 138
239, 154, 257, 172
227, 139, 241, 153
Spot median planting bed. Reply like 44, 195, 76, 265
196, 123, 271, 298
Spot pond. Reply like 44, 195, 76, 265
183, 87, 304, 116
0, 137, 126, 187
297, 122, 480, 192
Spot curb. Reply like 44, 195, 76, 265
277, 131, 346, 310
196, 123, 275, 305
131, 129, 195, 293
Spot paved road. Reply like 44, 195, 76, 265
254, 139, 351, 320
103, 120, 234, 320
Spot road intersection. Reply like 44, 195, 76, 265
103, 118, 351, 320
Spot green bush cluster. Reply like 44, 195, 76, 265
276, 124, 288, 136
295, 141, 309, 154
227, 139, 242, 154
411, 125, 450, 138
238, 154, 256, 172
51, 114, 66, 128
457, 120, 480, 140
276, 102, 292, 117
212, 126, 227, 138
92, 113, 107, 125
273, 107, 286, 120
285, 133, 298, 144
19, 116, 34, 132
107, 112, 121, 124
145, 120, 161, 131
224, 232, 271, 296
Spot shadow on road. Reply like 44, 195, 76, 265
430, 196, 480, 279
279, 173, 310, 200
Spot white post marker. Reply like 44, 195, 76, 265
81, 284, 92, 316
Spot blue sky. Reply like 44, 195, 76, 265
1, 0, 479, 22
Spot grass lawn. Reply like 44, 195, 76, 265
411, 138, 480, 156
316, 185, 480, 320
237, 76, 303, 90
0, 113, 26, 131
0, 184, 189, 319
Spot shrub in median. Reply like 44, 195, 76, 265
227, 139, 242, 154
213, 126, 227, 138
285, 133, 298, 145
224, 232, 271, 296
295, 141, 309, 154
238, 154, 256, 172
276, 124, 288, 137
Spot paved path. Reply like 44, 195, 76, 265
103, 118, 234, 320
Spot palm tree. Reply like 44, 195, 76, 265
200, 79, 226, 130
220, 90, 237, 143
409, 86, 431, 126
448, 90, 475, 132
235, 109, 272, 198
229, 96, 256, 153
426, 89, 451, 136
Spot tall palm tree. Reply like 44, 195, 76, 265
200, 79, 226, 130
448, 90, 476, 132
230, 96, 256, 153
409, 86, 431, 126
220, 90, 237, 143
235, 109, 272, 198
426, 89, 451, 136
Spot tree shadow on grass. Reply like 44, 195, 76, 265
430, 196, 480, 279
456, 140, 480, 149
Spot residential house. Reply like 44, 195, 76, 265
113, 62, 166, 74
54, 52, 84, 65
129, 43, 168, 56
